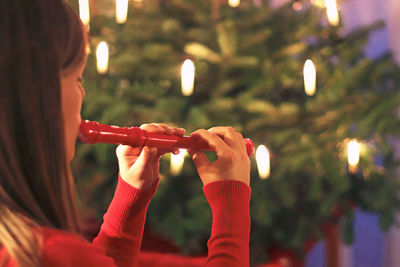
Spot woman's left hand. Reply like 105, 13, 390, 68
116, 123, 185, 190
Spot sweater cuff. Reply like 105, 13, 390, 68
203, 180, 251, 239
103, 174, 159, 234
203, 180, 251, 204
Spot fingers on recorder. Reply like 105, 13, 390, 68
140, 123, 186, 155
140, 123, 185, 137
188, 127, 250, 186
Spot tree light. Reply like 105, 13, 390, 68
181, 59, 195, 96
78, 0, 90, 28
96, 41, 109, 75
325, 0, 340, 26
311, 0, 326, 8
347, 139, 360, 173
116, 0, 129, 24
303, 59, 316, 96
229, 0, 240, 7
170, 149, 186, 175
256, 145, 270, 179
133, 0, 144, 9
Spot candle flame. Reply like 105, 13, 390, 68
116, 0, 129, 24
347, 139, 360, 173
229, 0, 240, 7
170, 149, 186, 175
78, 0, 90, 27
325, 0, 340, 26
303, 59, 316, 96
96, 41, 109, 75
181, 59, 195, 96
256, 145, 270, 179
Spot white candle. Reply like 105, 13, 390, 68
229, 0, 240, 7
303, 59, 317, 96
96, 41, 109, 75
181, 59, 195, 96
78, 0, 90, 27
116, 0, 129, 24
170, 149, 186, 175
347, 139, 360, 173
325, 0, 340, 26
256, 145, 270, 179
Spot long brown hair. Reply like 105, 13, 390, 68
0, 0, 87, 266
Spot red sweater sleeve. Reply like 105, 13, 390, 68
92, 174, 159, 267
34, 178, 249, 267
203, 180, 251, 267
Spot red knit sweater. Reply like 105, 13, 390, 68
0, 176, 251, 267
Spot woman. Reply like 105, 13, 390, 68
0, 0, 251, 266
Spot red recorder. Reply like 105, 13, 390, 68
79, 120, 255, 157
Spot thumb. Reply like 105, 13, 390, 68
115, 145, 132, 174
188, 149, 209, 170
132, 146, 158, 170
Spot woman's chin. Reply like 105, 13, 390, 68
66, 145, 75, 163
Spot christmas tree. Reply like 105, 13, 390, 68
71, 0, 400, 264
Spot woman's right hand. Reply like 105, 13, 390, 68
116, 123, 185, 190
187, 127, 250, 186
